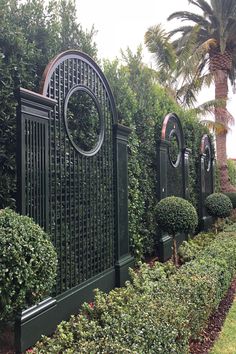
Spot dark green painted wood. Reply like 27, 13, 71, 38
16, 88, 56, 230
157, 113, 190, 262
114, 124, 134, 286
15, 268, 116, 353
16, 51, 133, 352
198, 134, 214, 231
183, 148, 191, 200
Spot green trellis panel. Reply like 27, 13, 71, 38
157, 113, 190, 262
198, 134, 215, 230
15, 50, 133, 353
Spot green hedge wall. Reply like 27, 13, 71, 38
104, 51, 209, 260
0, 0, 98, 209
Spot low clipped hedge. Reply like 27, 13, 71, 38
31, 230, 236, 354
178, 231, 217, 264
0, 208, 57, 321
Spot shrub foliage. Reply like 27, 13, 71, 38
104, 52, 208, 260
223, 192, 236, 209
31, 230, 236, 353
205, 193, 233, 218
0, 208, 57, 321
155, 196, 198, 265
155, 196, 198, 236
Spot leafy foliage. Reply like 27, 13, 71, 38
104, 49, 208, 261
0, 0, 97, 209
155, 196, 198, 236
205, 192, 233, 218
178, 231, 217, 264
30, 230, 236, 353
0, 208, 57, 321
227, 159, 236, 187
155, 196, 198, 265
223, 192, 236, 209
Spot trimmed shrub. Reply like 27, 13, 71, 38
0, 208, 57, 321
156, 196, 198, 265
156, 196, 198, 235
205, 193, 233, 219
223, 192, 236, 209
178, 231, 217, 264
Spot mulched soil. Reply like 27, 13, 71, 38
1, 277, 236, 354
189, 276, 236, 354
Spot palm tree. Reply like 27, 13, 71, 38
145, 0, 236, 192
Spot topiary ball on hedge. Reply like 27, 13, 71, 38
0, 208, 57, 321
205, 193, 233, 218
156, 196, 198, 236
223, 192, 236, 209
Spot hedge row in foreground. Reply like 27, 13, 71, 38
31, 230, 236, 354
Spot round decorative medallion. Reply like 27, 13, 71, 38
204, 145, 211, 172
168, 129, 181, 167
64, 85, 104, 156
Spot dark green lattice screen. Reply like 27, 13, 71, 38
199, 134, 215, 229
16, 51, 133, 352
157, 113, 190, 261
157, 113, 190, 200
39, 51, 117, 294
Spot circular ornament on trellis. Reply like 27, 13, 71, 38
200, 134, 213, 172
161, 113, 185, 169
64, 85, 104, 156
204, 145, 211, 172
39, 50, 117, 157
168, 129, 181, 167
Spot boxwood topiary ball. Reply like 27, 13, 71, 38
205, 193, 233, 218
0, 208, 57, 321
155, 196, 198, 236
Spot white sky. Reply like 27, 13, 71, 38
77, 0, 236, 158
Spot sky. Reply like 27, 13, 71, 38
77, 0, 236, 158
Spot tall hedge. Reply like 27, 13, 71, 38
1, 3, 210, 261
0, 0, 97, 209
104, 49, 209, 260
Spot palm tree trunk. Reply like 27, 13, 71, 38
214, 69, 236, 192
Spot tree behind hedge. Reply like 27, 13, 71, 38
0, 0, 97, 209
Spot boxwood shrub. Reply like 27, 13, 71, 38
205, 192, 233, 218
178, 231, 217, 264
0, 208, 57, 321
223, 192, 236, 209
156, 196, 198, 265
31, 230, 236, 354
155, 196, 198, 236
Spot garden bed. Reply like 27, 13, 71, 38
1, 227, 236, 353
190, 276, 236, 354
26, 228, 236, 354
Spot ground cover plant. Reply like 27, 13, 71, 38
29, 228, 236, 354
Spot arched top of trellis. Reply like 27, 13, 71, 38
161, 113, 185, 147
161, 113, 185, 169
200, 134, 214, 173
39, 49, 117, 124
200, 134, 213, 155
